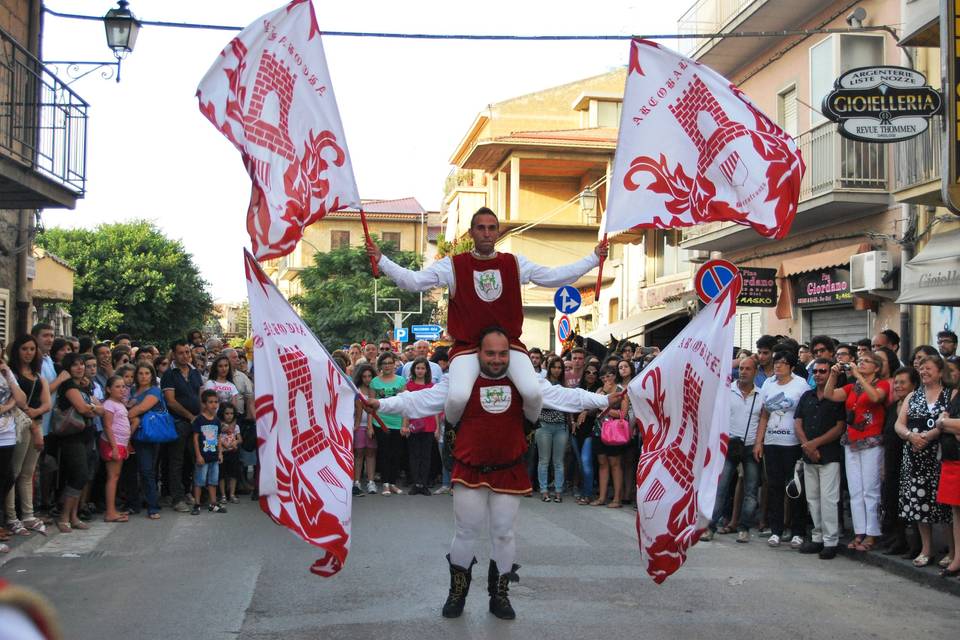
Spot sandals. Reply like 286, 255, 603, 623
23, 519, 46, 536
147, 513, 161, 520
855, 537, 876, 552
0, 543, 9, 554
103, 515, 129, 523
606, 501, 622, 509
846, 536, 864, 550
589, 499, 606, 507
716, 525, 735, 535
913, 553, 932, 567
70, 521, 89, 530
56, 522, 72, 533
541, 493, 551, 502
576, 497, 590, 505
552, 493, 562, 503
939, 555, 954, 569
939, 566, 960, 578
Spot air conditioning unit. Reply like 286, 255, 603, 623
850, 250, 892, 292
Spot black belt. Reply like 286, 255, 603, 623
453, 454, 525, 474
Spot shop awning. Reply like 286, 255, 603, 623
584, 306, 686, 342
778, 242, 871, 278
896, 229, 960, 306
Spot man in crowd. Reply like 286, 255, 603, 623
401, 340, 444, 381
528, 348, 545, 378
835, 343, 854, 365
703, 355, 762, 543
794, 358, 845, 559
798, 344, 813, 370
938, 330, 958, 358
364, 327, 620, 620
113, 333, 132, 348
31, 324, 60, 437
191, 344, 209, 379
856, 338, 873, 360
809, 335, 836, 385
871, 329, 901, 357
161, 339, 205, 513
361, 342, 378, 365
368, 206, 605, 424
93, 342, 113, 390
565, 347, 586, 387
223, 348, 254, 421
378, 339, 394, 355
754, 335, 777, 387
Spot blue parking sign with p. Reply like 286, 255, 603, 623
394, 327, 409, 343
554, 286, 581, 314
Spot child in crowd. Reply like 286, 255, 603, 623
192, 390, 225, 515
100, 376, 132, 523
218, 404, 242, 504
401, 357, 438, 496
352, 363, 378, 495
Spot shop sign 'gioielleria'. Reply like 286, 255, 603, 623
822, 66, 942, 143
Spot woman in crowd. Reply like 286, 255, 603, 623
874, 347, 900, 382
203, 355, 241, 412
936, 374, 960, 577
880, 367, 919, 555
402, 357, 438, 496
912, 345, 940, 370
111, 347, 131, 372
617, 359, 638, 507
591, 365, 628, 508
572, 364, 601, 505
100, 376, 132, 523
352, 364, 378, 496
153, 354, 170, 379
895, 355, 953, 567
824, 350, 890, 552
0, 355, 28, 551
54, 353, 102, 533
945, 355, 960, 389
754, 349, 808, 548
127, 363, 163, 519
372, 352, 406, 495
51, 338, 72, 373
535, 357, 568, 503
4, 336, 49, 536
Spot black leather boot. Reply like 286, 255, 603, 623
487, 559, 520, 620
441, 554, 476, 618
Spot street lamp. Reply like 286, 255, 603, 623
47, 1, 142, 84
579, 187, 598, 221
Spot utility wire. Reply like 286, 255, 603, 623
42, 8, 898, 41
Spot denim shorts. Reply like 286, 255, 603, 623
194, 462, 220, 487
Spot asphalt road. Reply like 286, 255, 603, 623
1, 490, 957, 640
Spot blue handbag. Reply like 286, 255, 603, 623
134, 394, 178, 443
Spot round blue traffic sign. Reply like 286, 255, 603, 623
557, 314, 572, 342
695, 259, 739, 304
554, 286, 582, 314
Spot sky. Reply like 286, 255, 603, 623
40, 1, 680, 301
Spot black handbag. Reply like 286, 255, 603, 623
942, 394, 960, 462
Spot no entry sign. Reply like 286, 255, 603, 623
694, 259, 739, 304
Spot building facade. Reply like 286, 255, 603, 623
0, 0, 87, 345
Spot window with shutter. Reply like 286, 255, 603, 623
778, 86, 797, 138
0, 288, 9, 351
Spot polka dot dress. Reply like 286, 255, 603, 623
899, 388, 952, 524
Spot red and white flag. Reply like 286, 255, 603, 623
628, 276, 740, 583
244, 249, 355, 577
198, 0, 360, 260
604, 39, 804, 239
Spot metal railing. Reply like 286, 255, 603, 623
677, 0, 755, 53
893, 116, 941, 191
797, 121, 887, 200
0, 26, 87, 196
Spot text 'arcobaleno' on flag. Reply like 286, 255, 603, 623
197, 0, 360, 260
604, 39, 804, 240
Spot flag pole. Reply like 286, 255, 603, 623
359, 208, 380, 278
595, 233, 608, 302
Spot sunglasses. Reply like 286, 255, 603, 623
585, 370, 598, 375
812, 347, 826, 354
812, 369, 830, 374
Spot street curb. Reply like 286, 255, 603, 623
837, 545, 960, 597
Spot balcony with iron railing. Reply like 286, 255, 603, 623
677, 0, 834, 75
0, 26, 87, 209
682, 121, 891, 251
892, 116, 941, 204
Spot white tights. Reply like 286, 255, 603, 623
444, 350, 542, 424
449, 485, 520, 573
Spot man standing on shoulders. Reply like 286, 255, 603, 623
703, 356, 763, 543
161, 340, 204, 513
794, 358, 845, 559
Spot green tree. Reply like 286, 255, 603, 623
435, 235, 473, 258
36, 221, 214, 345
292, 239, 438, 348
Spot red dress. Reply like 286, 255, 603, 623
451, 377, 531, 495
448, 252, 526, 361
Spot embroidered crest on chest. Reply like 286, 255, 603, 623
480, 385, 511, 414
473, 269, 503, 302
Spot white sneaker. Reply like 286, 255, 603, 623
790, 535, 803, 549
736, 530, 750, 543
382, 483, 393, 496
432, 485, 451, 495
767, 534, 781, 547
366, 481, 377, 494
390, 484, 404, 495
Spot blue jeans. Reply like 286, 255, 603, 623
710, 446, 761, 532
535, 422, 568, 493
572, 437, 595, 499
137, 441, 160, 515
195, 462, 220, 487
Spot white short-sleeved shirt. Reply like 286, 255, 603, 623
759, 374, 809, 447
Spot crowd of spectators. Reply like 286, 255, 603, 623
0, 325, 257, 553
